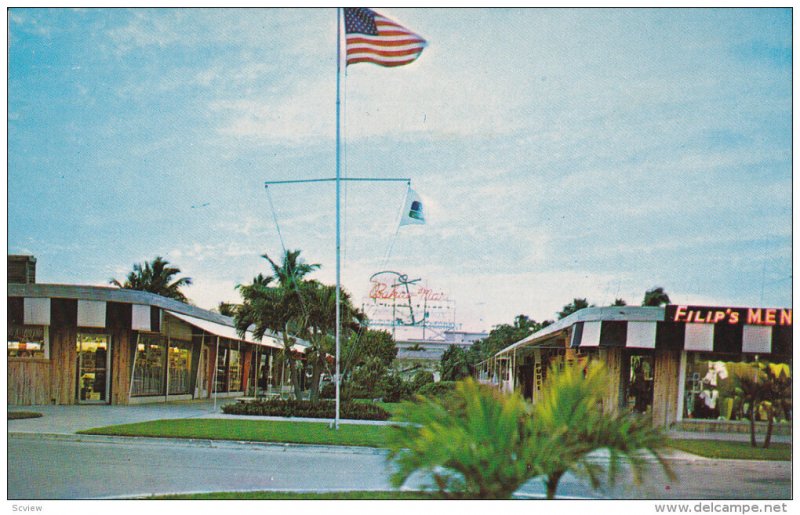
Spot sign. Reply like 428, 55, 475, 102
363, 271, 457, 333
666, 305, 792, 327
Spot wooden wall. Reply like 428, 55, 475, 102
107, 302, 133, 405
49, 299, 78, 405
7, 359, 51, 405
652, 349, 681, 428
600, 348, 624, 415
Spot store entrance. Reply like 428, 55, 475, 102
624, 351, 654, 415
76, 334, 111, 404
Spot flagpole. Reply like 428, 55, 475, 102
334, 6, 343, 431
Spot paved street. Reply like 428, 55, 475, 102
8, 433, 791, 500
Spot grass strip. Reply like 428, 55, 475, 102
79, 418, 393, 448
149, 490, 436, 500
668, 438, 791, 461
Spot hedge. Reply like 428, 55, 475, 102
416, 381, 457, 398
222, 399, 390, 421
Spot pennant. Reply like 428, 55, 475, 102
400, 188, 426, 226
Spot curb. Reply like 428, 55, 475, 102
7, 432, 390, 456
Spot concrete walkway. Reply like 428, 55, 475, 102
7, 399, 395, 435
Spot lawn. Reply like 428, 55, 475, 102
80, 418, 791, 461
150, 490, 436, 500
79, 418, 393, 448
667, 438, 792, 461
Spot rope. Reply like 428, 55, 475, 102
380, 182, 411, 270
265, 185, 287, 255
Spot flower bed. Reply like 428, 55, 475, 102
222, 399, 391, 421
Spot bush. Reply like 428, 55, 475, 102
417, 381, 456, 399
380, 374, 413, 403
410, 370, 435, 392
222, 399, 390, 421
8, 411, 43, 420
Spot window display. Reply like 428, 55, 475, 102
132, 334, 166, 396
683, 353, 792, 422
168, 341, 192, 395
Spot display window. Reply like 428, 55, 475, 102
683, 353, 792, 422
132, 334, 166, 396
626, 353, 654, 414
8, 325, 48, 359
168, 340, 192, 395
215, 347, 230, 393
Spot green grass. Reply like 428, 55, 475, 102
150, 490, 436, 500
80, 418, 791, 462
668, 438, 792, 461
79, 418, 393, 447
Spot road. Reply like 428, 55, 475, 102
7, 434, 791, 500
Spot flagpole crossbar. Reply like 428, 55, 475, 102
265, 178, 411, 187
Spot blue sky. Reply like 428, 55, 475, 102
7, 8, 792, 331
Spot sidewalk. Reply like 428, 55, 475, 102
7, 399, 395, 436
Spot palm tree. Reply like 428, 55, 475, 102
558, 298, 591, 319
110, 256, 193, 303
234, 250, 319, 399
388, 363, 674, 499
388, 379, 532, 498
528, 361, 674, 499
642, 287, 671, 307
611, 298, 627, 306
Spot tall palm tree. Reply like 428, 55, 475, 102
110, 256, 193, 303
642, 287, 671, 307
234, 250, 319, 399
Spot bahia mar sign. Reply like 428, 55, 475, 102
666, 305, 792, 327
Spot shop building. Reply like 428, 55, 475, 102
8, 282, 305, 406
478, 305, 791, 432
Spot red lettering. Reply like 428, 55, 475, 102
765, 309, 776, 325
779, 309, 792, 326
747, 309, 762, 325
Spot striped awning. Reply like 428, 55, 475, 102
570, 320, 791, 355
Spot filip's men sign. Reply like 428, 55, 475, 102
666, 305, 792, 327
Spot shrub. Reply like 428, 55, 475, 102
417, 381, 456, 399
222, 399, 390, 421
380, 374, 413, 403
8, 411, 43, 420
410, 370, 435, 392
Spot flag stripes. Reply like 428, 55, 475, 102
344, 8, 426, 67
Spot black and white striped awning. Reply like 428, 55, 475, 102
569, 320, 791, 355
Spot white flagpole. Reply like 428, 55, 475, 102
334, 6, 343, 430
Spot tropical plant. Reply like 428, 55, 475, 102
110, 256, 193, 303
611, 298, 627, 306
642, 287, 671, 307
388, 364, 674, 499
341, 329, 397, 377
440, 345, 471, 381
557, 298, 592, 319
734, 361, 792, 448
234, 250, 319, 400
388, 379, 532, 499
351, 356, 388, 397
528, 361, 673, 499
470, 314, 549, 364
217, 302, 238, 317
410, 370, 435, 392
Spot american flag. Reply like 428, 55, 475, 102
344, 8, 427, 67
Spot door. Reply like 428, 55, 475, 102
76, 334, 111, 404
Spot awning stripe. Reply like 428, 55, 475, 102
166, 310, 283, 350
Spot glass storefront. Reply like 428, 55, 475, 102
214, 341, 244, 393
168, 340, 192, 395
683, 353, 792, 422
215, 347, 229, 393
228, 348, 242, 392
132, 334, 166, 396
625, 353, 654, 414
76, 334, 110, 403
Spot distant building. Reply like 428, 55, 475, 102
394, 329, 489, 381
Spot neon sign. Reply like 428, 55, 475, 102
364, 271, 456, 331
666, 305, 792, 327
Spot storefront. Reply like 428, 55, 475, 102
7, 283, 304, 406
483, 305, 792, 432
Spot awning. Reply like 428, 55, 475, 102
166, 311, 283, 350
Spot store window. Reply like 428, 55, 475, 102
626, 354, 654, 414
132, 334, 166, 396
168, 340, 192, 395
8, 325, 48, 359
228, 346, 242, 392
683, 353, 792, 422
215, 347, 229, 393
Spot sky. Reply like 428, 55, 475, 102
6, 7, 793, 333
